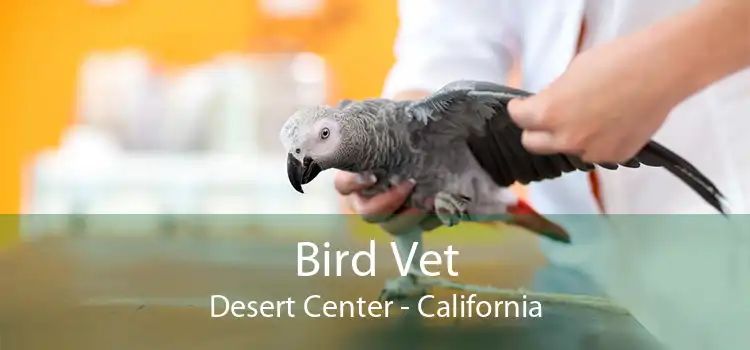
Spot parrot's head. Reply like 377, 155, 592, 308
280, 106, 349, 193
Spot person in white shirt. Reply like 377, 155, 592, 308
508, 0, 749, 164
335, 0, 749, 227
333, 0, 749, 348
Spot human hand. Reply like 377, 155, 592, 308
333, 170, 442, 235
508, 32, 683, 163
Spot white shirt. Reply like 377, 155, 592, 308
382, 1, 750, 349
382, 0, 750, 215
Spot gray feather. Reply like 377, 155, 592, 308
405, 80, 727, 214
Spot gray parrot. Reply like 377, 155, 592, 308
279, 80, 728, 301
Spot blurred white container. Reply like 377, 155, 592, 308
77, 49, 161, 149
210, 54, 261, 155
161, 62, 222, 151
75, 50, 329, 154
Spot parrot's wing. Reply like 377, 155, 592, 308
406, 80, 728, 214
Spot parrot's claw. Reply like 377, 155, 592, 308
356, 172, 377, 185
378, 274, 431, 302
435, 192, 472, 227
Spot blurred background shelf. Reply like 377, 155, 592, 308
26, 150, 339, 215
22, 149, 341, 238
18, 50, 342, 239
2, 0, 399, 216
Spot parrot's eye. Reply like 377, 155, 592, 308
295, 148, 301, 154
320, 127, 330, 140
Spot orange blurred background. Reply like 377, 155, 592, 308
0, 0, 524, 251
0, 0, 403, 214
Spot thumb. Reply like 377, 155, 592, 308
395, 178, 417, 195
508, 96, 542, 130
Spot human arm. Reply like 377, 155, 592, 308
509, 0, 750, 163
336, 0, 518, 233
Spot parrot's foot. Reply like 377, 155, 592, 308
435, 192, 472, 227
378, 274, 431, 302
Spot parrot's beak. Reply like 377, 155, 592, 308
287, 153, 322, 194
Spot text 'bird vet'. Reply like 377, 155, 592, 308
280, 80, 728, 301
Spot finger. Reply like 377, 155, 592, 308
578, 135, 630, 163
379, 208, 428, 235
354, 179, 416, 219
520, 130, 559, 155
582, 147, 634, 164
508, 97, 546, 130
580, 150, 608, 164
355, 194, 392, 223
334, 171, 377, 195
359, 199, 400, 224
